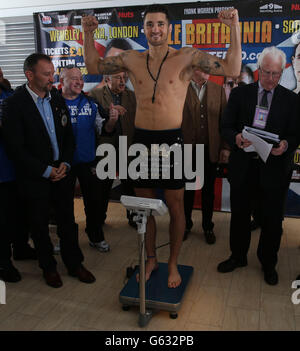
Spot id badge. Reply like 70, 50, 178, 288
252, 106, 268, 129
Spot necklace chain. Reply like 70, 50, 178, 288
146, 50, 169, 103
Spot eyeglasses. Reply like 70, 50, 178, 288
259, 67, 282, 79
112, 75, 128, 82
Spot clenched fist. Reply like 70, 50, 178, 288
81, 15, 98, 33
218, 9, 239, 26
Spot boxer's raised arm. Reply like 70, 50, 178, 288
82, 15, 128, 75
82, 15, 101, 74
186, 9, 241, 78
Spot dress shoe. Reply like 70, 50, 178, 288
263, 268, 278, 286
0, 264, 22, 282
43, 270, 63, 288
183, 228, 190, 241
13, 245, 37, 261
204, 229, 216, 245
68, 265, 96, 284
250, 219, 260, 231
217, 257, 247, 273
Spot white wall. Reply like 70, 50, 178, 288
0, 0, 227, 18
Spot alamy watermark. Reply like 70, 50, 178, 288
291, 280, 300, 305
95, 136, 204, 190
0, 280, 6, 304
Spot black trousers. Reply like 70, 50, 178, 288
0, 182, 15, 268
0, 181, 31, 268
251, 199, 262, 225
229, 158, 284, 270
184, 147, 217, 231
251, 169, 292, 225
20, 174, 84, 272
99, 178, 135, 223
70, 162, 106, 243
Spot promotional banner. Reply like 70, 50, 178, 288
34, 0, 300, 90
34, 1, 300, 215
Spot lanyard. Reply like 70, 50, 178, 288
146, 50, 169, 103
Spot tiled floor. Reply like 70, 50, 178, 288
0, 199, 300, 331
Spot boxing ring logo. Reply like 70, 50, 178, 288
0, 280, 6, 304
291, 280, 300, 305
96, 137, 204, 190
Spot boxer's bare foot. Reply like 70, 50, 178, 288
136, 256, 158, 282
168, 263, 181, 288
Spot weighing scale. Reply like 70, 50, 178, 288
119, 195, 194, 327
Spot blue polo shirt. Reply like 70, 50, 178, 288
64, 94, 104, 165
0, 89, 15, 183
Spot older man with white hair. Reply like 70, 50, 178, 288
217, 46, 300, 285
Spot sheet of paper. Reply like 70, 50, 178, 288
244, 126, 280, 143
242, 129, 273, 163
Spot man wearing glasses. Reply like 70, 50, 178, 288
218, 46, 300, 286
89, 70, 137, 227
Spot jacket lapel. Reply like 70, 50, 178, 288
51, 99, 62, 141
247, 82, 259, 126
23, 87, 50, 140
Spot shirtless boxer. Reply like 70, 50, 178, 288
82, 4, 241, 288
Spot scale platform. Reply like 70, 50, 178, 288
119, 262, 193, 317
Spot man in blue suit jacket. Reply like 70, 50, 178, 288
218, 47, 300, 285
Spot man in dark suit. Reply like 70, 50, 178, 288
2, 53, 95, 288
218, 47, 300, 285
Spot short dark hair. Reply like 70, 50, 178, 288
104, 39, 132, 57
23, 53, 52, 73
143, 4, 171, 24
